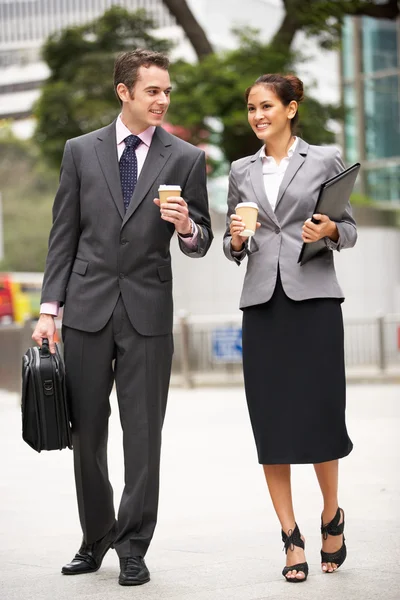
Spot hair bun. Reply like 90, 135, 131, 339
284, 75, 304, 103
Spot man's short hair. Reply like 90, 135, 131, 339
113, 48, 170, 103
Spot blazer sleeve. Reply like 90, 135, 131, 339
323, 149, 358, 252
178, 150, 213, 258
40, 141, 80, 305
223, 167, 250, 265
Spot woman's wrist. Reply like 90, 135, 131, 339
231, 238, 245, 252
328, 221, 339, 242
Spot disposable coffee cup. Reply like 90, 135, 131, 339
235, 202, 258, 237
158, 185, 182, 205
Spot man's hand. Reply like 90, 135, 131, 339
154, 196, 191, 235
229, 214, 261, 251
32, 314, 57, 354
302, 214, 338, 244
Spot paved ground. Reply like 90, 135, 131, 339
1, 383, 399, 600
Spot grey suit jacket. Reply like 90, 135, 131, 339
41, 122, 213, 335
223, 138, 357, 308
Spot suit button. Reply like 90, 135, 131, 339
119, 273, 125, 279
120, 238, 127, 245
275, 227, 280, 234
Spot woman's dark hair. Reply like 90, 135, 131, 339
113, 48, 170, 105
245, 74, 304, 133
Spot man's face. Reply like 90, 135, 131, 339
118, 65, 171, 132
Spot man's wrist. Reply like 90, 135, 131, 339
178, 219, 195, 238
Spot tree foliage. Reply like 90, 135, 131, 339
163, 0, 399, 58
272, 0, 399, 50
168, 29, 339, 166
34, 6, 172, 168
0, 126, 57, 271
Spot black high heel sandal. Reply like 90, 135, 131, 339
321, 507, 347, 572
281, 524, 309, 583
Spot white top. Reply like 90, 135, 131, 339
259, 137, 298, 211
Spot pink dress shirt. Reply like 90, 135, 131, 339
41, 116, 198, 316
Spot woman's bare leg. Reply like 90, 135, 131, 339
263, 464, 306, 580
314, 460, 344, 572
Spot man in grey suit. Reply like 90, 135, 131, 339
32, 49, 213, 586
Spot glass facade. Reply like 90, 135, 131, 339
366, 166, 400, 203
0, 0, 175, 47
364, 75, 400, 160
362, 16, 398, 74
343, 83, 358, 164
342, 16, 400, 204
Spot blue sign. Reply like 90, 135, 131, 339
212, 327, 242, 362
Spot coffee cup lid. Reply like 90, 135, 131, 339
158, 185, 182, 191
236, 202, 258, 209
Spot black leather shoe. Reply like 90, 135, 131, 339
118, 556, 150, 586
61, 523, 117, 575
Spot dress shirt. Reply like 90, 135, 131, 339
40, 116, 198, 317
260, 136, 298, 211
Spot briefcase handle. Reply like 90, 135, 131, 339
40, 337, 51, 358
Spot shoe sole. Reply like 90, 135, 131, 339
61, 542, 115, 575
118, 577, 150, 586
62, 566, 101, 575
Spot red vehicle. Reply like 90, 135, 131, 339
0, 274, 13, 324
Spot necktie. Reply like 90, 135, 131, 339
119, 134, 142, 212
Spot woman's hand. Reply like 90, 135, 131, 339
302, 214, 339, 244
229, 214, 261, 251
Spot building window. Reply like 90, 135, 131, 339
366, 165, 400, 202
362, 16, 398, 74
364, 75, 400, 160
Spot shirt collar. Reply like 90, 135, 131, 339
259, 136, 298, 160
116, 114, 156, 147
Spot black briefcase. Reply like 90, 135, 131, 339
21, 338, 72, 452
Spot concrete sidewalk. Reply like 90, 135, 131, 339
1, 383, 399, 600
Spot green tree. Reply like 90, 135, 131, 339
0, 125, 57, 271
34, 6, 172, 168
163, 0, 399, 58
168, 29, 341, 166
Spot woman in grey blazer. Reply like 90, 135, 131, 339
223, 74, 357, 583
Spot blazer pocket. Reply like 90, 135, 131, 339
157, 265, 173, 282
72, 258, 88, 276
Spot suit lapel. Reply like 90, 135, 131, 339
274, 138, 308, 210
95, 121, 125, 219
249, 153, 279, 225
123, 127, 172, 225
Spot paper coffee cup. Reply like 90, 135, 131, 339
158, 185, 182, 205
235, 202, 258, 237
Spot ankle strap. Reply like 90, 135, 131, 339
281, 524, 304, 553
321, 507, 344, 539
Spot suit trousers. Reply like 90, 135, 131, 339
62, 295, 173, 557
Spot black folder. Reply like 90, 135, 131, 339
22, 338, 72, 452
298, 162, 360, 266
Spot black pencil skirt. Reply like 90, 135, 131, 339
242, 272, 353, 465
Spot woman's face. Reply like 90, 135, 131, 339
247, 85, 297, 143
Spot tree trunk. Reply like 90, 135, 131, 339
270, 11, 300, 52
162, 0, 214, 60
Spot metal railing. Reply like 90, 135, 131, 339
171, 313, 400, 387
1, 314, 400, 392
